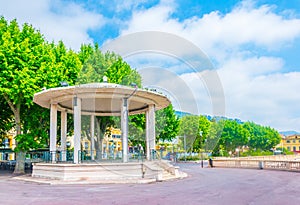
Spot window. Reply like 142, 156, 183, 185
293, 146, 296, 151
286, 140, 290, 143
287, 147, 290, 151
112, 134, 121, 139
293, 140, 296, 143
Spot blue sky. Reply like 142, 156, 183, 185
1, 0, 300, 132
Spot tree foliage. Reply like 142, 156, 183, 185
0, 97, 13, 143
178, 115, 199, 151
214, 120, 249, 154
178, 113, 281, 156
243, 122, 281, 151
0, 17, 81, 173
77, 46, 141, 86
128, 114, 145, 146
193, 115, 211, 151
212, 120, 281, 156
206, 119, 224, 153
156, 104, 180, 142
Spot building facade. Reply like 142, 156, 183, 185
277, 134, 300, 153
0, 131, 16, 160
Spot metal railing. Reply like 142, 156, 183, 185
0, 160, 33, 171
78, 150, 146, 163
1, 149, 160, 166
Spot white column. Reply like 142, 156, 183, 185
146, 104, 156, 160
50, 104, 57, 163
90, 115, 95, 160
121, 98, 129, 163
145, 110, 150, 160
73, 97, 81, 164
61, 110, 67, 161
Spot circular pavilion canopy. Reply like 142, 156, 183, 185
33, 83, 170, 115
33, 82, 171, 163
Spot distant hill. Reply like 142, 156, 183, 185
279, 131, 300, 136
174, 110, 193, 118
175, 111, 243, 124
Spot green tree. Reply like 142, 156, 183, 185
0, 18, 48, 173
77, 47, 141, 86
18, 41, 82, 153
207, 119, 224, 154
127, 104, 180, 151
128, 114, 145, 147
178, 115, 199, 151
78, 44, 95, 64
16, 105, 50, 152
193, 115, 211, 151
0, 98, 13, 144
243, 121, 281, 151
156, 104, 180, 142
215, 119, 249, 155
0, 17, 82, 173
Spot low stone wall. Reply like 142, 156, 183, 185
213, 158, 300, 172
153, 160, 181, 177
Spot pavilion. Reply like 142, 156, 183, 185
33, 82, 171, 164
31, 82, 188, 183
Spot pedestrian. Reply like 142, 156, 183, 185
138, 144, 143, 159
209, 158, 213, 168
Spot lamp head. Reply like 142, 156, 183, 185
60, 81, 69, 87
103, 76, 108, 83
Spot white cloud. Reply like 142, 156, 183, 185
122, 0, 300, 56
0, 0, 104, 50
114, 0, 149, 13
218, 56, 284, 90
121, 4, 181, 36
202, 3, 300, 48
120, 0, 300, 131
178, 59, 300, 132
217, 58, 300, 131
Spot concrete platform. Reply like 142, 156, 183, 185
29, 160, 187, 184
13, 174, 157, 185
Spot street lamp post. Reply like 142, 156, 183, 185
236, 148, 239, 158
200, 131, 203, 168
184, 134, 187, 162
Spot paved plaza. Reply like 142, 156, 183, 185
1, 162, 300, 205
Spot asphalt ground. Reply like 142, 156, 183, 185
1, 162, 300, 205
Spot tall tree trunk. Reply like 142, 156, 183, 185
13, 104, 25, 174
14, 152, 26, 174
3, 95, 26, 174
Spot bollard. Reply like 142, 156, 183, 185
259, 161, 264, 169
